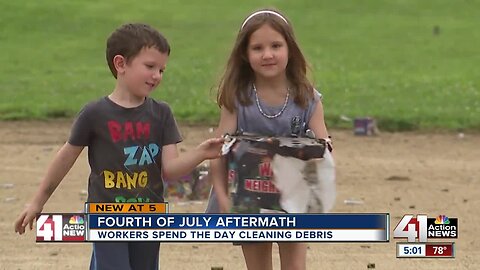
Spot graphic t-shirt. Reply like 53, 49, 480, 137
68, 96, 182, 203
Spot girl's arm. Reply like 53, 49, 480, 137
308, 100, 334, 155
210, 107, 237, 213
308, 100, 329, 139
14, 143, 84, 234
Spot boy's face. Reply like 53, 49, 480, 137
121, 47, 169, 97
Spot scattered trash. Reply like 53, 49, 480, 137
208, 127, 214, 133
409, 205, 416, 209
367, 263, 376, 269
4, 197, 17, 202
441, 188, 449, 192
340, 115, 352, 122
174, 201, 204, 206
354, 117, 378, 136
344, 199, 364, 205
79, 190, 88, 195
385, 175, 410, 181
165, 163, 211, 201
394, 197, 401, 201
1, 183, 14, 189
457, 133, 465, 139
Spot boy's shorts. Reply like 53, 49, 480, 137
90, 242, 160, 270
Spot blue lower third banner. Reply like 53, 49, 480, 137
87, 214, 389, 242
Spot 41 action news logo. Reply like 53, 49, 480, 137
36, 214, 86, 242
393, 214, 458, 242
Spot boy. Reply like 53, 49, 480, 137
14, 23, 223, 270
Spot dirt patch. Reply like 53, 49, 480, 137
1, 120, 478, 269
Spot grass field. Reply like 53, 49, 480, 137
1, 0, 479, 130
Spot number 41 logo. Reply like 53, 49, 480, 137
393, 214, 428, 242
36, 214, 63, 241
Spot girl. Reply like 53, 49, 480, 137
208, 9, 331, 270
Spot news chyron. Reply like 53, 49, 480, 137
36, 214, 86, 242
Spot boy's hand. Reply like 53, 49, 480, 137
14, 204, 43, 234
197, 137, 225, 160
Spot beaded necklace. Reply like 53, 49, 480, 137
253, 84, 290, 119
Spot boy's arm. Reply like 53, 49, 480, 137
161, 138, 223, 181
14, 142, 84, 234
209, 107, 237, 212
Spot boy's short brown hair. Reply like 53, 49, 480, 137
106, 23, 170, 78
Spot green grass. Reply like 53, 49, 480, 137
1, 0, 479, 130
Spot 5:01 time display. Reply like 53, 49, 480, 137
403, 246, 422, 255
397, 243, 426, 257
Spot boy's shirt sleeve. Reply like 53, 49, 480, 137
161, 104, 182, 146
68, 103, 94, 146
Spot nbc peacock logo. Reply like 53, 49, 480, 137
434, 215, 450, 225
69, 215, 85, 225
62, 214, 86, 241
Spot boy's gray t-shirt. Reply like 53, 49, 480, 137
69, 96, 182, 203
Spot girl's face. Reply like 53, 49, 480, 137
247, 24, 289, 81
122, 47, 168, 97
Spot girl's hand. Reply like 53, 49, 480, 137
14, 204, 43, 234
